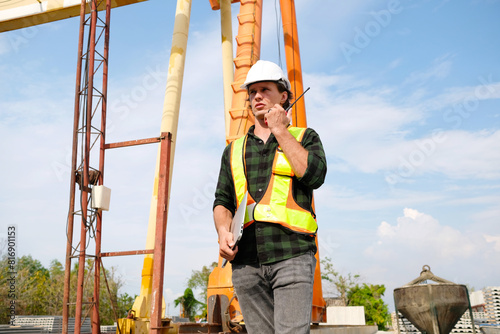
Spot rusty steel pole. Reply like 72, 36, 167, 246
92, 0, 112, 332
62, 1, 87, 333
150, 133, 172, 334
74, 0, 98, 333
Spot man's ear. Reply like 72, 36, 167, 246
281, 91, 288, 104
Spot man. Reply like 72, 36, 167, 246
213, 60, 327, 334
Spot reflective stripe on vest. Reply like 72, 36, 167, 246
230, 127, 317, 235
230, 136, 256, 227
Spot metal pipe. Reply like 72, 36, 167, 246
104, 137, 162, 149
101, 249, 154, 257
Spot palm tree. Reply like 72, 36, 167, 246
174, 288, 203, 321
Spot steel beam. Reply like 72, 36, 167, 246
150, 133, 172, 334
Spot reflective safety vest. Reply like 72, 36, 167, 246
230, 127, 318, 235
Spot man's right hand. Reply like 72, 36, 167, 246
219, 226, 238, 262
214, 205, 239, 262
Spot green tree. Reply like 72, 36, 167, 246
321, 257, 360, 305
0, 255, 51, 318
68, 259, 134, 325
348, 283, 391, 330
0, 255, 134, 325
186, 261, 217, 318
174, 288, 204, 321
44, 260, 65, 315
116, 292, 136, 319
187, 261, 217, 303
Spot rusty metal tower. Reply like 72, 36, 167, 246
61, 0, 112, 332
61, 1, 172, 333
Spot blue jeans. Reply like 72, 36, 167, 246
231, 251, 316, 334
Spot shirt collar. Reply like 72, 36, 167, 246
247, 125, 277, 144
248, 125, 256, 136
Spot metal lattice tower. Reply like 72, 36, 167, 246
62, 1, 111, 333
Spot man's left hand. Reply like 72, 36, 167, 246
265, 104, 291, 131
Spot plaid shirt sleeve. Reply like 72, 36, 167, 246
298, 128, 327, 189
213, 143, 236, 216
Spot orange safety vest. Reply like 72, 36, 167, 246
230, 127, 318, 235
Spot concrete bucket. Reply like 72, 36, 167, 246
394, 265, 474, 334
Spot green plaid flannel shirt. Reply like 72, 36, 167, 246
214, 125, 327, 265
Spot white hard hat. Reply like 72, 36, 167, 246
240, 60, 291, 90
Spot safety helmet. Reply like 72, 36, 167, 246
240, 60, 291, 90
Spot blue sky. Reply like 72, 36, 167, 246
1, 0, 499, 316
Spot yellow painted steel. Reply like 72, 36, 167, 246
125, 0, 192, 332
220, 0, 234, 139
0, 0, 147, 33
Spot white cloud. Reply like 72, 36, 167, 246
388, 58, 402, 70
309, 82, 423, 173
303, 68, 500, 181
470, 204, 500, 231
427, 130, 500, 178
403, 54, 454, 86
423, 78, 500, 114
385, 129, 500, 184
315, 184, 445, 213
484, 234, 500, 252
369, 208, 496, 261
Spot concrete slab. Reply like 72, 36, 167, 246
310, 324, 379, 334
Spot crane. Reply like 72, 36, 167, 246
0, 0, 327, 333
